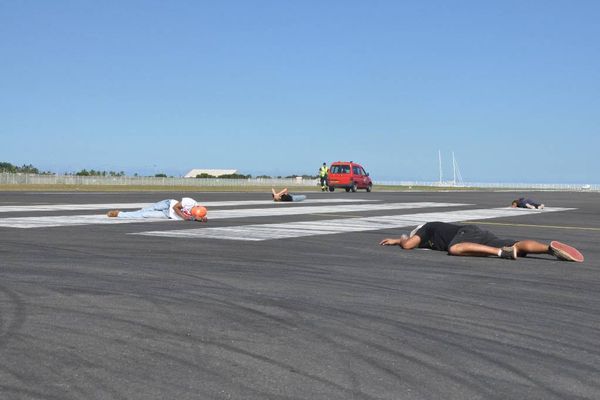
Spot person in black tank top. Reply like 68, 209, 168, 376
379, 221, 583, 262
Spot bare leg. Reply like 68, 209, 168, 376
513, 240, 550, 256
448, 242, 502, 257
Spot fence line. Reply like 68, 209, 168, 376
0, 173, 598, 191
0, 173, 318, 187
374, 180, 599, 191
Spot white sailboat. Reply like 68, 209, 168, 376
438, 150, 464, 186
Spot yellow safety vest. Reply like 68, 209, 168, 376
319, 166, 328, 177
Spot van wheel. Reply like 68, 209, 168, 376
328, 186, 335, 192
345, 187, 350, 192
366, 184, 372, 192
351, 183, 357, 192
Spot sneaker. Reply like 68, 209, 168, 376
550, 241, 584, 262
107, 210, 120, 218
500, 246, 517, 260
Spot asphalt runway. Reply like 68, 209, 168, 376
0, 190, 599, 400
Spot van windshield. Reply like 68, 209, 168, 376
330, 165, 350, 174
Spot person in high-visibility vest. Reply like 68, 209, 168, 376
319, 162, 329, 191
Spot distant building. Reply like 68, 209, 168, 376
184, 169, 238, 178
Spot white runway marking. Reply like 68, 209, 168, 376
0, 202, 466, 229
0, 214, 167, 228
136, 207, 576, 241
0, 198, 377, 213
0, 203, 153, 213
207, 202, 465, 220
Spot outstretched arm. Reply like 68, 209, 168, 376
272, 188, 288, 201
380, 234, 421, 249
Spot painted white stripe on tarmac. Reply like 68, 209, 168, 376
136, 207, 576, 241
0, 198, 377, 213
205, 202, 466, 220
0, 202, 467, 229
0, 203, 153, 213
0, 214, 173, 228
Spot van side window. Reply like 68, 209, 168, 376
353, 166, 361, 175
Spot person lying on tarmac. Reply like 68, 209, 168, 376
107, 197, 207, 221
271, 188, 306, 202
511, 197, 545, 209
379, 221, 584, 262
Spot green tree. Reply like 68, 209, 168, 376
219, 173, 252, 179
0, 162, 16, 173
17, 164, 39, 173
0, 162, 43, 174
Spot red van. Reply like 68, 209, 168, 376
327, 161, 372, 192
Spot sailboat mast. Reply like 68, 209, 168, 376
438, 150, 443, 184
452, 151, 456, 186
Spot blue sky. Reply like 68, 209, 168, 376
1, 0, 599, 182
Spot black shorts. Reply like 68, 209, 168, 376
448, 225, 517, 249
